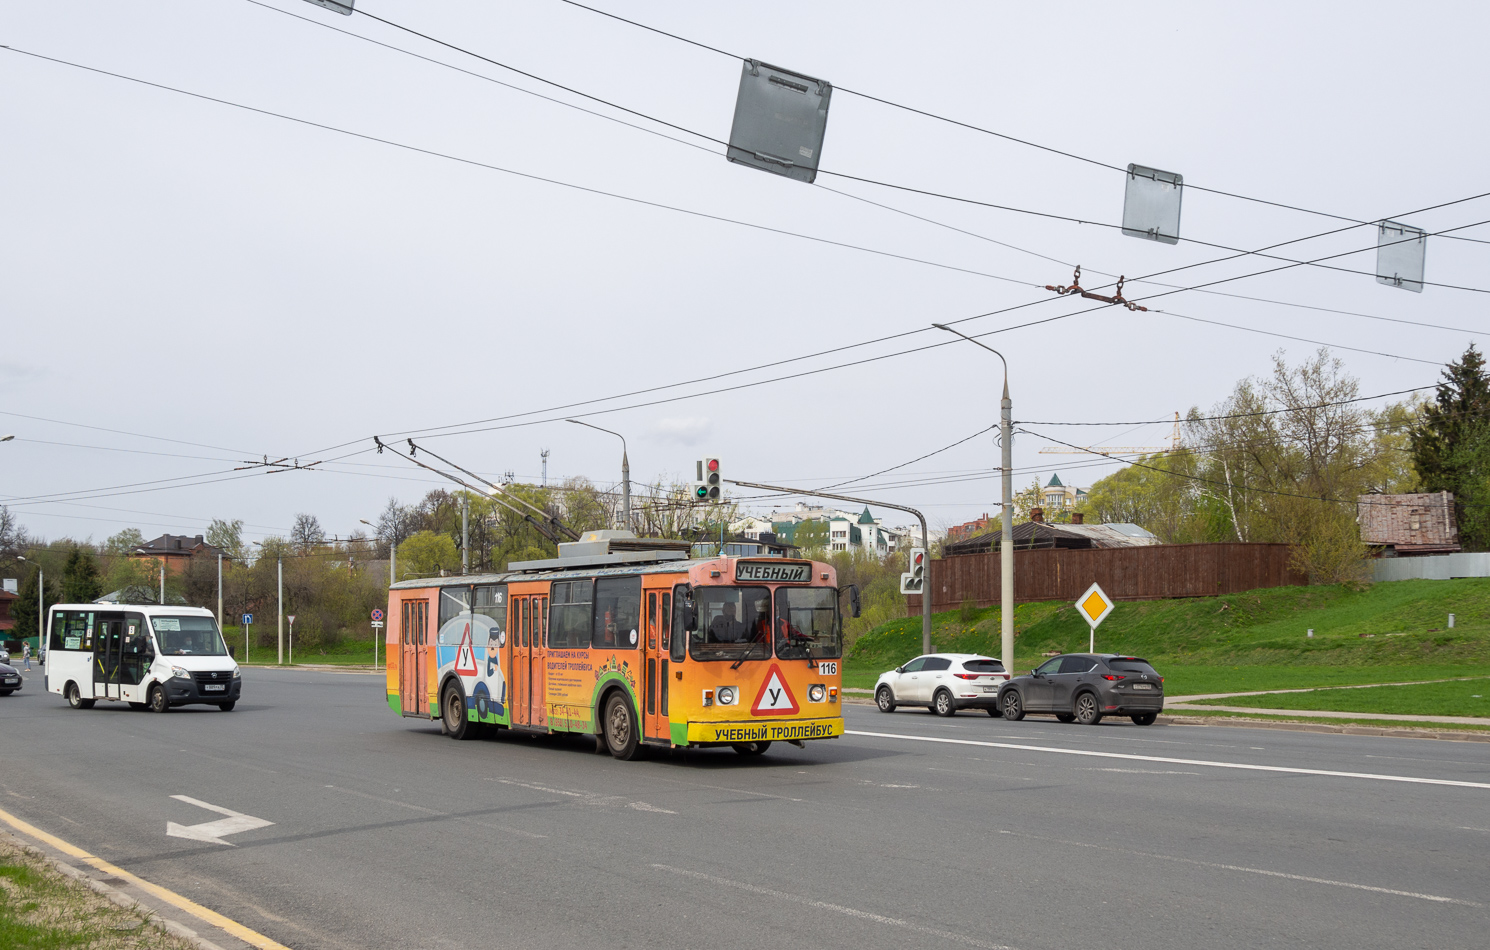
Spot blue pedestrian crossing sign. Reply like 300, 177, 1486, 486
242, 613, 253, 625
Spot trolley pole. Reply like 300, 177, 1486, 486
726, 479, 933, 654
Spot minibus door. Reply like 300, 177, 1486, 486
643, 589, 671, 740
93, 614, 125, 701
119, 614, 151, 702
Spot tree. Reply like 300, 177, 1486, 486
0, 506, 29, 558
290, 513, 326, 553
792, 519, 828, 555
206, 518, 245, 560
1012, 477, 1043, 524
103, 528, 145, 557
61, 545, 102, 603
1410, 344, 1490, 549
10, 567, 57, 645
397, 531, 460, 578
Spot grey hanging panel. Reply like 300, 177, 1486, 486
727, 60, 832, 184
1122, 164, 1184, 244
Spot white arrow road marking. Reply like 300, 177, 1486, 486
166, 795, 273, 846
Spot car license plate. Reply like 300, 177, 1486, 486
203, 684, 225, 692
981, 685, 997, 692
1133, 683, 1154, 690
4, 677, 18, 685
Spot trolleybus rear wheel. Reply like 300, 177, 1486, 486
732, 741, 772, 756
443, 684, 475, 740
67, 682, 95, 710
603, 692, 641, 761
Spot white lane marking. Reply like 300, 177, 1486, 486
1459, 826, 1490, 833
997, 830, 1481, 907
166, 795, 274, 846
1076, 767, 1201, 775
499, 780, 584, 798
652, 864, 1016, 949
627, 802, 676, 814
846, 730, 1490, 789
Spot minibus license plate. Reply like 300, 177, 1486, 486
203, 684, 225, 692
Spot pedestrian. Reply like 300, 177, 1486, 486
22, 641, 31, 670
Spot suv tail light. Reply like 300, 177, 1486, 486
954, 673, 979, 680
1101, 674, 1126, 681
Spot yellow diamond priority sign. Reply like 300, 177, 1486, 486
1076, 582, 1114, 628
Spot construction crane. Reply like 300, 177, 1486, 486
1037, 413, 1182, 456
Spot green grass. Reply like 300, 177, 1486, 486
1189, 677, 1490, 717
221, 627, 382, 666
845, 578, 1490, 696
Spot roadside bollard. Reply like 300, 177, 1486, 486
1307, 629, 1313, 638
1448, 614, 1455, 629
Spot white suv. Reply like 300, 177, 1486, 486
875, 653, 1010, 717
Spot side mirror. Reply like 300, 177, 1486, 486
842, 584, 862, 619
894, 666, 904, 674
228, 645, 236, 659
682, 603, 698, 633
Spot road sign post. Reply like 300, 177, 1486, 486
288, 614, 296, 666
1075, 582, 1115, 652
242, 613, 252, 663
371, 609, 385, 671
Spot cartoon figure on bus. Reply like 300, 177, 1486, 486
473, 620, 506, 718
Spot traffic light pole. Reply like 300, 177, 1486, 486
725, 479, 933, 655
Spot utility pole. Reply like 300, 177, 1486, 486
934, 323, 1016, 675
461, 493, 470, 575
541, 449, 549, 487
277, 557, 284, 665
727, 479, 933, 654
217, 553, 223, 629
159, 561, 165, 605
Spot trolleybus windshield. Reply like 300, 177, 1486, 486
774, 587, 843, 659
151, 616, 229, 655
690, 586, 772, 661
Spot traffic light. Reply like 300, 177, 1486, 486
899, 548, 926, 594
694, 458, 722, 503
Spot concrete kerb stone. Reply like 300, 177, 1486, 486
2, 831, 237, 950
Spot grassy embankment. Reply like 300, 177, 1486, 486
0, 838, 196, 950
843, 578, 1490, 717
220, 627, 381, 666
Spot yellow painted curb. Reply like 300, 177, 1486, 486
0, 804, 292, 950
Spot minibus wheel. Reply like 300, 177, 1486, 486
147, 685, 170, 714
603, 691, 640, 761
66, 682, 95, 710
219, 702, 236, 712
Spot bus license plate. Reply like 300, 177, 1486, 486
203, 684, 225, 692
818, 662, 837, 675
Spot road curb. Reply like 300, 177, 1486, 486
1158, 714, 1490, 741
2, 831, 232, 950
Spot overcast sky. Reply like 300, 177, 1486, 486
3, 0, 1485, 546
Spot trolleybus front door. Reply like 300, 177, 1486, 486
643, 589, 671, 740
401, 599, 429, 716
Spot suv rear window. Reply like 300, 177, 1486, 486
1108, 658, 1159, 675
962, 659, 1005, 672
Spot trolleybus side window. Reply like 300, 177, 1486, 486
691, 586, 771, 662
593, 576, 642, 650
549, 580, 593, 649
473, 586, 506, 632
773, 587, 844, 660
669, 586, 688, 662
437, 586, 472, 645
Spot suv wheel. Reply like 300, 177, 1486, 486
875, 686, 897, 713
932, 689, 956, 717
1001, 690, 1025, 721
1073, 691, 1103, 725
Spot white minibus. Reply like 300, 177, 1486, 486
45, 604, 241, 712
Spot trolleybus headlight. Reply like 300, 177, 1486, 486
170, 666, 191, 680
717, 686, 737, 706
808, 684, 826, 703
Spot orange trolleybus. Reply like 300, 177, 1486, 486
385, 531, 850, 759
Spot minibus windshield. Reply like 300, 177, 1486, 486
151, 616, 228, 656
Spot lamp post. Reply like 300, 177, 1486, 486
932, 323, 1015, 677
16, 556, 42, 650
566, 419, 630, 531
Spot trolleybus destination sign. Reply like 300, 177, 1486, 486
734, 561, 812, 583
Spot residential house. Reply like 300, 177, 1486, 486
765, 504, 913, 556
1357, 492, 1460, 556
131, 534, 228, 575
1040, 474, 1086, 513
0, 580, 16, 639
942, 508, 1159, 555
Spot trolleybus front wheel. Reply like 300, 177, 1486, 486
732, 741, 772, 756
603, 692, 641, 761
66, 682, 95, 710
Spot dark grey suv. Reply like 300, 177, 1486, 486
997, 654, 1163, 725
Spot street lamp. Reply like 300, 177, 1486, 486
566, 419, 630, 532
0, 435, 14, 442
253, 540, 284, 665
932, 323, 1016, 677
16, 556, 42, 650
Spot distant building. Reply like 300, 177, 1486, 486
947, 513, 997, 544
942, 509, 1159, 556
130, 534, 227, 575
762, 504, 916, 556
0, 583, 16, 637
1357, 492, 1460, 556
1040, 474, 1086, 512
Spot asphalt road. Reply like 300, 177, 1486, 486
1, 667, 1487, 950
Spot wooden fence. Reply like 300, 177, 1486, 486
905, 543, 1306, 615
